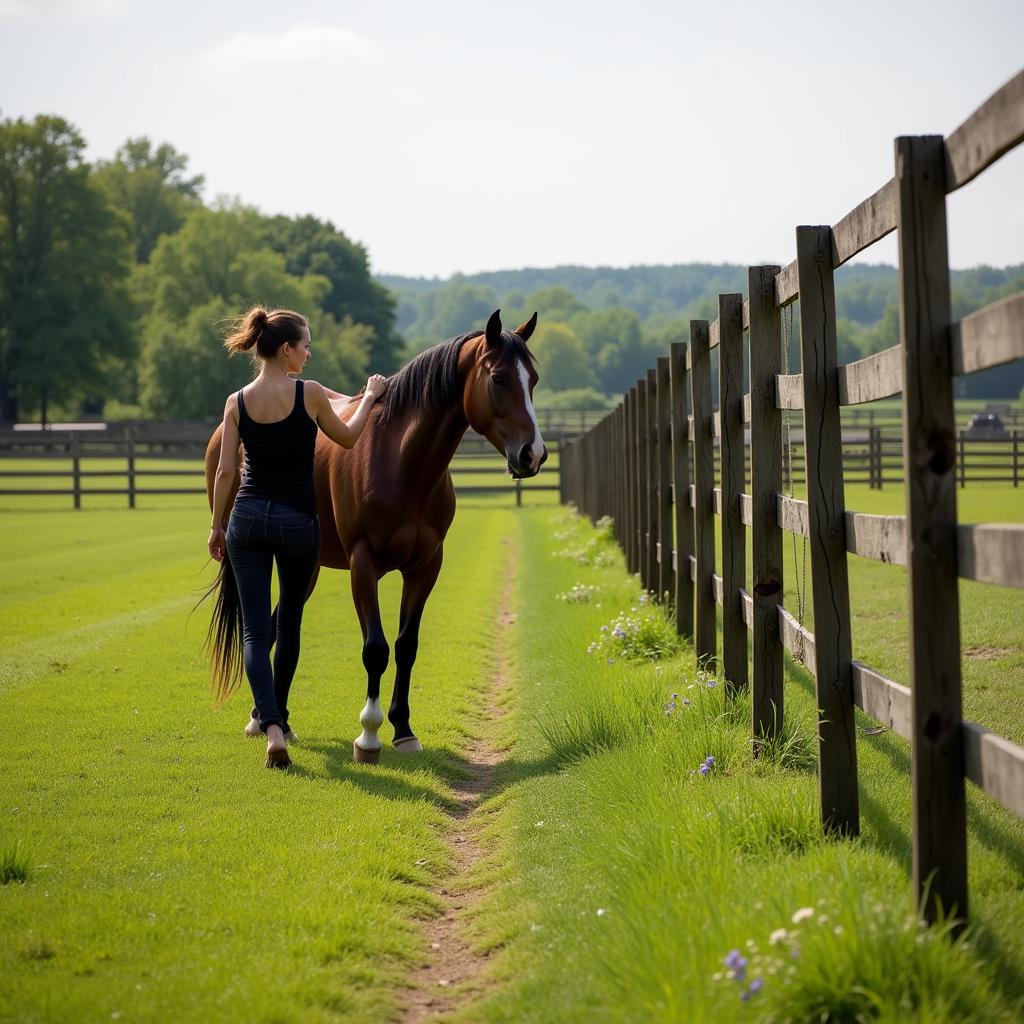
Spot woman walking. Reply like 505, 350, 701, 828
207, 306, 385, 768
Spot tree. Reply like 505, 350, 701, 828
138, 205, 367, 418
0, 114, 134, 423
529, 323, 596, 391
93, 137, 204, 263
263, 214, 401, 372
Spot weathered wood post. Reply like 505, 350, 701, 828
797, 225, 859, 837
719, 294, 748, 695
869, 426, 882, 490
127, 427, 137, 509
670, 341, 694, 639
630, 385, 638, 577
690, 320, 716, 666
748, 266, 784, 745
622, 387, 630, 573
645, 367, 659, 593
656, 356, 674, 605
896, 134, 967, 926
71, 433, 82, 511
636, 378, 651, 590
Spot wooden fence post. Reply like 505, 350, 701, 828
719, 294, 748, 695
71, 433, 82, 510
670, 342, 694, 639
127, 427, 137, 509
622, 389, 630, 573
749, 265, 784, 745
630, 385, 642, 575
869, 426, 882, 490
637, 378, 651, 590
690, 320, 716, 666
656, 356, 675, 605
797, 225, 859, 837
896, 134, 967, 926
645, 367, 659, 594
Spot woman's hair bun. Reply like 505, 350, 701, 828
224, 305, 307, 360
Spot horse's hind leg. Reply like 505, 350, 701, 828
391, 547, 443, 753
349, 543, 389, 764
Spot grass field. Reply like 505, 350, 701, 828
0, 502, 520, 1022
455, 504, 1024, 1022
1, 478, 1021, 1021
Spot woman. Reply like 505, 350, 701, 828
207, 306, 386, 769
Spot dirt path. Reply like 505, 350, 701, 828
401, 539, 517, 1022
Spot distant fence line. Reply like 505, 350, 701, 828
0, 429, 561, 507
561, 71, 1024, 932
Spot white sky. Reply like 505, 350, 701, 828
2, 0, 1022, 278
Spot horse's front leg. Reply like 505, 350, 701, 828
391, 547, 443, 753
349, 543, 389, 764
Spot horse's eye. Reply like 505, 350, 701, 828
491, 374, 506, 387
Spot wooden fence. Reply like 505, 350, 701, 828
561, 70, 1024, 930
0, 429, 561, 507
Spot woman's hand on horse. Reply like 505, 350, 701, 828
208, 526, 226, 562
365, 374, 387, 400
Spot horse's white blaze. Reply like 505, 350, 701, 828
517, 359, 545, 469
355, 696, 384, 752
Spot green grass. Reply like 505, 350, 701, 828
0, 503, 519, 1022
454, 504, 1024, 1023
1, 480, 1020, 1021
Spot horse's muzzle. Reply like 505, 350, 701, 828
507, 443, 548, 479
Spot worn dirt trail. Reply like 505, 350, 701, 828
401, 538, 517, 1022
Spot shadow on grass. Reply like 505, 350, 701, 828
290, 736, 568, 811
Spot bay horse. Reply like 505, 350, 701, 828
204, 309, 545, 763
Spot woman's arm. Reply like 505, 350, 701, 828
308, 375, 387, 448
320, 384, 350, 402
208, 394, 241, 561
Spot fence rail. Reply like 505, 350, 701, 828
561, 69, 1024, 931
0, 430, 561, 507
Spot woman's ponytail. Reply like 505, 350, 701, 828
223, 306, 306, 362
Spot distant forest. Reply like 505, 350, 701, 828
380, 263, 1024, 406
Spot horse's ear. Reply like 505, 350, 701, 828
515, 312, 538, 343
485, 309, 502, 349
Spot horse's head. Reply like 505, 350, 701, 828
464, 310, 547, 479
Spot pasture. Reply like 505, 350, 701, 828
1, 484, 1022, 1021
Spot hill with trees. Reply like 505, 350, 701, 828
381, 263, 1024, 402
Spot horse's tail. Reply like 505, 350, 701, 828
200, 552, 244, 705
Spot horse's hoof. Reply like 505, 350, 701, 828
244, 716, 261, 738
393, 736, 423, 753
353, 741, 381, 765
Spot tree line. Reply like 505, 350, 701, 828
383, 261, 1024, 404
0, 115, 401, 423
2, 112, 1021, 424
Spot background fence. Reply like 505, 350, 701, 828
561, 71, 1024, 931
0, 419, 575, 507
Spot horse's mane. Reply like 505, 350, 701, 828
377, 329, 537, 426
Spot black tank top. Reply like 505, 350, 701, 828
234, 379, 318, 515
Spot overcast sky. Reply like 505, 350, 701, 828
2, 0, 1022, 278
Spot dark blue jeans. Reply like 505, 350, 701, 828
226, 498, 320, 735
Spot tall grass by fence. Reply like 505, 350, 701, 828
561, 70, 1024, 931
